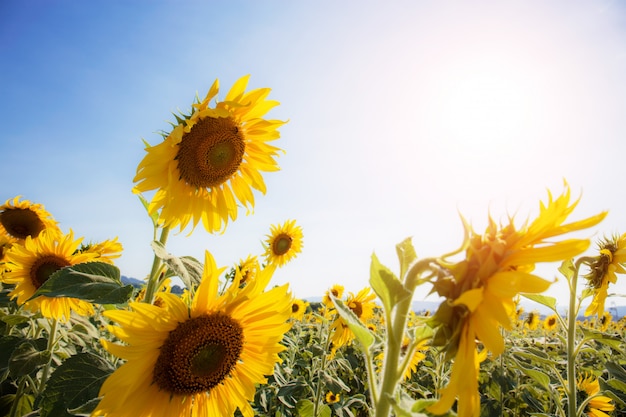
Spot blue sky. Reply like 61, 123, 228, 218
2, 1, 626, 310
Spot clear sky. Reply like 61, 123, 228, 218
2, 1, 626, 310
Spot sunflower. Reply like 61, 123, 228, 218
235, 255, 258, 287
94, 251, 292, 417
577, 374, 615, 417
329, 287, 377, 350
323, 284, 345, 308
428, 183, 607, 417
584, 233, 626, 317
598, 311, 612, 332
325, 391, 340, 404
543, 314, 559, 331
401, 336, 428, 380
133, 76, 286, 234
264, 219, 303, 268
524, 311, 541, 331
0, 196, 60, 244
78, 237, 123, 263
290, 298, 309, 321
1, 229, 99, 321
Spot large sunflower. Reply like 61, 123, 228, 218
264, 219, 303, 268
94, 251, 292, 417
0, 196, 60, 244
584, 233, 626, 317
1, 229, 99, 321
428, 183, 606, 417
133, 75, 286, 234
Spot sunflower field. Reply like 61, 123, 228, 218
1, 76, 625, 417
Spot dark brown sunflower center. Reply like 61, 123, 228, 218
30, 255, 71, 289
272, 234, 293, 256
176, 116, 245, 188
153, 312, 244, 395
0, 208, 46, 240
291, 303, 300, 313
349, 301, 363, 318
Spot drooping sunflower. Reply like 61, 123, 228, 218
584, 233, 626, 317
1, 229, 99, 321
94, 251, 292, 417
133, 75, 286, 234
264, 219, 303, 268
0, 196, 60, 244
428, 183, 607, 417
577, 374, 615, 417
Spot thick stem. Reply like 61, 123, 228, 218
143, 226, 170, 304
38, 318, 58, 394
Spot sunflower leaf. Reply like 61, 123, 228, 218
521, 293, 558, 312
38, 352, 114, 417
330, 294, 375, 351
369, 253, 411, 314
151, 241, 203, 290
396, 237, 417, 280
9, 339, 50, 378
31, 262, 134, 304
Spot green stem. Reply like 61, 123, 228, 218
143, 226, 170, 304
8, 377, 28, 417
38, 318, 58, 394
566, 258, 587, 417
313, 319, 332, 417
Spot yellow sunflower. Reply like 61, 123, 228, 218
524, 311, 541, 331
94, 251, 292, 417
0, 196, 60, 244
78, 237, 123, 263
290, 298, 309, 321
428, 183, 606, 417
264, 219, 303, 268
584, 233, 626, 317
598, 311, 612, 332
325, 391, 340, 404
543, 314, 559, 331
577, 374, 615, 417
329, 287, 377, 350
323, 284, 345, 308
1, 229, 99, 321
235, 254, 259, 287
133, 75, 286, 234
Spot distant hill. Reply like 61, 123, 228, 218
121, 275, 184, 295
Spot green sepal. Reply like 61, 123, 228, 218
30, 262, 133, 305
151, 241, 203, 290
330, 294, 375, 351
37, 352, 114, 417
137, 194, 159, 229
369, 253, 411, 314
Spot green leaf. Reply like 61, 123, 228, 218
512, 359, 551, 390
31, 262, 133, 304
581, 328, 624, 351
38, 352, 114, 417
396, 237, 417, 280
606, 361, 626, 383
152, 242, 203, 290
296, 399, 314, 417
318, 405, 331, 417
558, 259, 575, 281
330, 295, 375, 351
9, 340, 50, 377
0, 393, 35, 416
521, 293, 558, 312
369, 253, 411, 314
137, 193, 159, 228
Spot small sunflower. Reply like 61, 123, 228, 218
78, 237, 123, 263
584, 233, 626, 317
598, 311, 612, 332
329, 287, 377, 349
0, 196, 60, 244
94, 251, 292, 417
1, 229, 99, 321
235, 254, 258, 287
133, 75, 286, 234
325, 391, 340, 404
577, 374, 615, 417
290, 298, 309, 321
543, 314, 559, 332
323, 284, 345, 308
264, 219, 303, 268
401, 337, 428, 380
524, 311, 541, 331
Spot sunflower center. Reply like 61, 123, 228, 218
291, 303, 300, 313
30, 255, 71, 288
153, 312, 244, 395
349, 301, 363, 318
176, 116, 245, 188
0, 208, 46, 240
272, 234, 293, 256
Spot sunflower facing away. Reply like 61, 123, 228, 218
577, 374, 615, 417
584, 233, 626, 317
428, 183, 607, 417
264, 219, 303, 268
1, 229, 101, 321
0, 196, 60, 245
133, 75, 286, 234
93, 251, 292, 417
